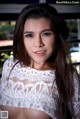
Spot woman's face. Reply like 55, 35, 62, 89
24, 18, 56, 69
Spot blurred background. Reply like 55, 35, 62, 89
0, 0, 80, 77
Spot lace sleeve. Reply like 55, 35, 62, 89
0, 58, 19, 106
0, 58, 15, 94
1, 58, 13, 81
72, 71, 80, 119
0, 59, 9, 104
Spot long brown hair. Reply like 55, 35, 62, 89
13, 3, 75, 118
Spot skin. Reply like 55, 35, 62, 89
1, 106, 52, 119
0, 18, 55, 119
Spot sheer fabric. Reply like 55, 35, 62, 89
0, 58, 80, 119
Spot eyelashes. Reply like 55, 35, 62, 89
42, 32, 53, 36
24, 31, 53, 38
25, 34, 33, 38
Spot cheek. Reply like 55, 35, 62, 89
24, 44, 31, 56
46, 40, 55, 51
24, 40, 31, 50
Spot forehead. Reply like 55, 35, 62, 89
24, 18, 52, 30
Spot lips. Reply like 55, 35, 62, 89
34, 50, 46, 56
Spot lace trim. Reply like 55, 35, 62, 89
1, 79, 55, 97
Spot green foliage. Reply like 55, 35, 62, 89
0, 24, 15, 40
0, 24, 14, 33
0, 51, 13, 62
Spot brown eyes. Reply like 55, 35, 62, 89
24, 31, 53, 38
42, 32, 53, 36
25, 34, 33, 38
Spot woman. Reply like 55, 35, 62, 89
0, 3, 80, 119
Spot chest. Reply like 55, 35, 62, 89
1, 106, 52, 119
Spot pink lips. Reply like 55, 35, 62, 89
34, 50, 46, 56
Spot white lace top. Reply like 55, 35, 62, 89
0, 58, 80, 119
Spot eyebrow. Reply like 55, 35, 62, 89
24, 31, 33, 34
24, 29, 53, 34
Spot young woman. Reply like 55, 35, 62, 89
0, 3, 80, 119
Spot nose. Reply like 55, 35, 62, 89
34, 35, 44, 47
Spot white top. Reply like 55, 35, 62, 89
0, 58, 80, 119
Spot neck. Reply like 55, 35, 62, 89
30, 61, 54, 70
